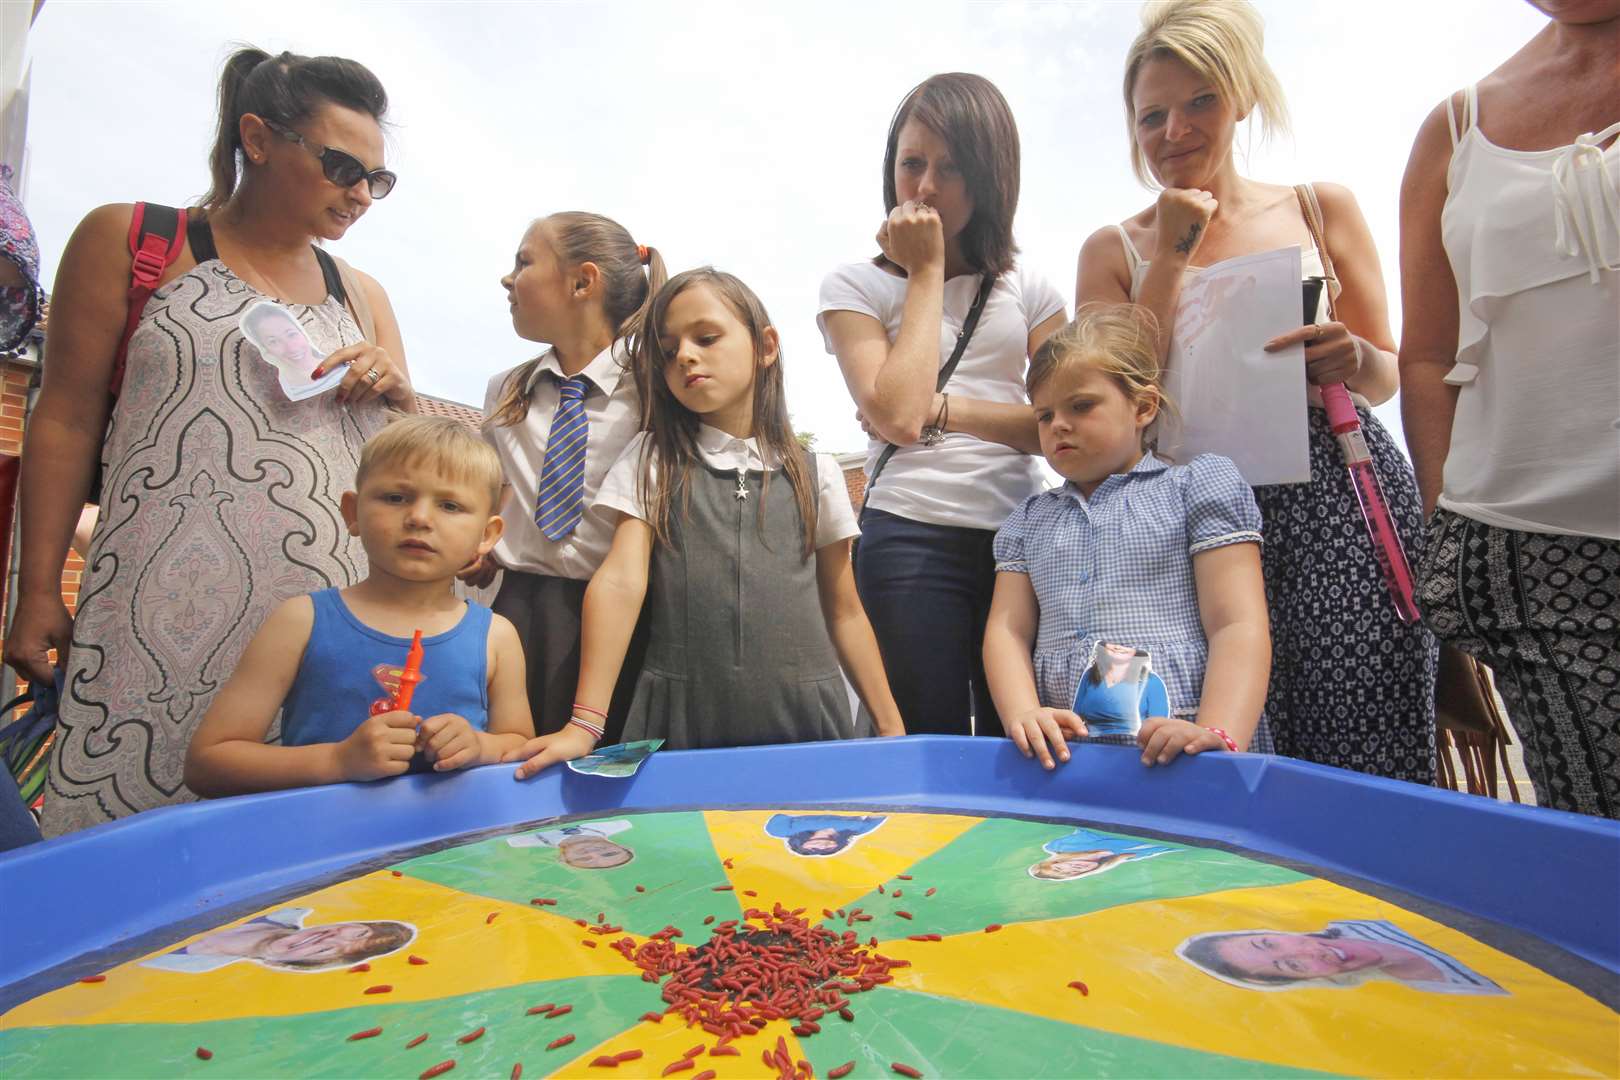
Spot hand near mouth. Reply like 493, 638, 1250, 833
1153, 187, 1217, 263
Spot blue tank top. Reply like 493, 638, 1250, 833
280, 589, 492, 748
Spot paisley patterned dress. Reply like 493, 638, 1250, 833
41, 224, 391, 837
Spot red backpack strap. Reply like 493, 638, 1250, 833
109, 202, 187, 397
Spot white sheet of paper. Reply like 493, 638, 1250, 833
1157, 246, 1310, 486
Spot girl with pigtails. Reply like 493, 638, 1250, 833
465, 213, 666, 740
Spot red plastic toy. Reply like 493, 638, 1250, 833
370, 630, 426, 715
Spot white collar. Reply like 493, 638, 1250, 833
696, 423, 774, 470
522, 341, 627, 397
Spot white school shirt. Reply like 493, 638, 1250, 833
480, 343, 642, 580
817, 261, 1067, 531
593, 425, 859, 549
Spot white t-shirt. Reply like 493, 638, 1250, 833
594, 425, 859, 550
480, 343, 642, 580
817, 260, 1066, 531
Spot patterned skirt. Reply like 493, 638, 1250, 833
1252, 407, 1437, 784
1419, 508, 1619, 818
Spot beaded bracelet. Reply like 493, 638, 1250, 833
1205, 726, 1238, 752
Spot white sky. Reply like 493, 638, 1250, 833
16, 0, 1544, 456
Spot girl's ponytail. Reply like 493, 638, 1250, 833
489, 214, 661, 428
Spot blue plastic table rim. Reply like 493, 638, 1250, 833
2, 738, 1616, 1004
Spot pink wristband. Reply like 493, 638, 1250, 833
1205, 726, 1238, 752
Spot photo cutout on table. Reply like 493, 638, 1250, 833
1177, 919, 1509, 995
138, 907, 415, 975
506, 820, 636, 869
1028, 826, 1177, 882
764, 813, 889, 857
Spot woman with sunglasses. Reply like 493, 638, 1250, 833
4, 48, 415, 837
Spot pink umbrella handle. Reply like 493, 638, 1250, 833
1320, 384, 1422, 624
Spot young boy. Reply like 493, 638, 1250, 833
186, 417, 534, 796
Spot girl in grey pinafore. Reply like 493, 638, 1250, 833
620, 457, 854, 749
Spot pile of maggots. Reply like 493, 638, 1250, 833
611, 900, 908, 1068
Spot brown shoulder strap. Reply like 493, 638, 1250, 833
1293, 184, 1338, 321
330, 255, 377, 344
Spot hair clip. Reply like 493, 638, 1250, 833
636, 244, 650, 265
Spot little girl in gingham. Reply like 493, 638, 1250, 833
983, 306, 1272, 769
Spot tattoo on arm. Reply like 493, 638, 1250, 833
1174, 222, 1202, 255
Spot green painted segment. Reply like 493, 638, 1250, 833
0, 974, 662, 1078
398, 811, 742, 940
843, 818, 1306, 941
799, 986, 1345, 1079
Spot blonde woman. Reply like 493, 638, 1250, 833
1075, 0, 1435, 785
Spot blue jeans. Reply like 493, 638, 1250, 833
855, 508, 1002, 737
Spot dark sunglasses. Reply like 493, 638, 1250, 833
262, 118, 397, 199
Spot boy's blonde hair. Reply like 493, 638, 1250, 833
1123, 0, 1291, 187
1027, 303, 1171, 413
354, 415, 504, 512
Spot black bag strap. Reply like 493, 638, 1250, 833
314, 247, 349, 306
860, 273, 995, 519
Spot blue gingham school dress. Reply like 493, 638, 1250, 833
993, 452, 1273, 751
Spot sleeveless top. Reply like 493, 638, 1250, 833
1438, 85, 1619, 539
620, 455, 856, 750
1115, 216, 1369, 412
280, 589, 492, 748
43, 214, 393, 837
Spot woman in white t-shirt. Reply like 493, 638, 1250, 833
819, 73, 1067, 738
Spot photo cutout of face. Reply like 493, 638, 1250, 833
1176, 920, 1507, 995
506, 820, 636, 869
764, 813, 889, 857
1073, 642, 1171, 738
239, 300, 347, 402
1027, 827, 1176, 881
137, 907, 415, 974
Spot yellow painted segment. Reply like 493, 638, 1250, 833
883, 877, 1619, 1078
701, 810, 981, 920
550, 1016, 807, 1078
3, 872, 636, 1029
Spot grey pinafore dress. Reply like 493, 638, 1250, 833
619, 457, 854, 749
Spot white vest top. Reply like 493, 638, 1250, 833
1438, 84, 1619, 539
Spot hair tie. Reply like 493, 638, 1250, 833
636, 244, 650, 266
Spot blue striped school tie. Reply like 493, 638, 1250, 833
534, 374, 591, 540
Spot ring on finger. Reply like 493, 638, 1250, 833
364, 367, 382, 385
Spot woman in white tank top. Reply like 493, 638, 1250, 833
1075, 0, 1437, 785
1399, 1, 1619, 819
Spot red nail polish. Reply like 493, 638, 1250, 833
311, 367, 324, 378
